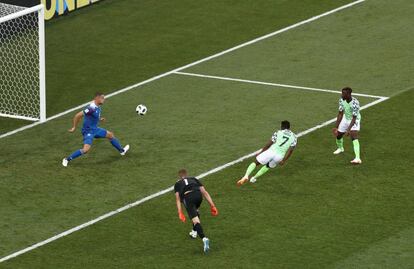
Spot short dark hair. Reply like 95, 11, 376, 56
281, 120, 290, 130
178, 169, 188, 179
94, 92, 104, 97
342, 87, 352, 94
178, 168, 187, 174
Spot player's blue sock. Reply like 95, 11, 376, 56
110, 138, 124, 152
67, 149, 83, 161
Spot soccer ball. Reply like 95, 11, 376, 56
136, 104, 148, 115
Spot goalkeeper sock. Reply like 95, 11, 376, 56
336, 137, 344, 150
110, 138, 123, 152
244, 162, 257, 177
194, 223, 205, 239
353, 139, 360, 159
67, 149, 83, 161
253, 165, 270, 179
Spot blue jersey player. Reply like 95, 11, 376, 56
62, 92, 129, 167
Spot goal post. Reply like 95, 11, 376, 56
0, 3, 46, 122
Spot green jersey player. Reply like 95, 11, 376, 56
237, 120, 297, 186
332, 87, 362, 164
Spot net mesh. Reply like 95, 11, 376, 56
0, 3, 25, 17
0, 3, 40, 121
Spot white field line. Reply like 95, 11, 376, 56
0, 113, 38, 122
174, 72, 388, 99
0, 0, 366, 140
0, 96, 389, 263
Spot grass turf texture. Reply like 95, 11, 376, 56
0, 75, 374, 258
0, 0, 353, 134
4, 88, 414, 269
1, 0, 414, 267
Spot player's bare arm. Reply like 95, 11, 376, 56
175, 192, 186, 222
256, 139, 273, 158
345, 115, 357, 136
68, 111, 84, 132
333, 111, 344, 136
279, 146, 295, 166
200, 186, 218, 216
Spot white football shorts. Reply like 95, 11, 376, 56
256, 148, 284, 168
338, 117, 361, 133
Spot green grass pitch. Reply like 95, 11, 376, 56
1, 0, 414, 268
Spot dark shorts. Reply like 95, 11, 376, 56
82, 128, 107, 145
183, 191, 203, 219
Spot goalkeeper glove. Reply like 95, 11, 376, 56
210, 206, 218, 216
178, 210, 186, 222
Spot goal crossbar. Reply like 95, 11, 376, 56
0, 4, 43, 24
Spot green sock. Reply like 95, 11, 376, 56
353, 139, 360, 159
336, 137, 344, 150
244, 162, 256, 177
253, 165, 270, 179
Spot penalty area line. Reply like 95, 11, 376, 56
0, 96, 388, 263
173, 72, 388, 99
0, 0, 366, 140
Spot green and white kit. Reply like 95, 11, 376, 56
338, 97, 361, 132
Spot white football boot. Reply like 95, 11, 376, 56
350, 158, 362, 164
249, 177, 257, 183
203, 237, 210, 253
333, 148, 344, 155
120, 144, 130, 156
62, 158, 68, 167
189, 230, 197, 239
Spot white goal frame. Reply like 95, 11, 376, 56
0, 4, 46, 122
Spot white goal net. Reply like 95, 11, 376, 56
0, 3, 45, 122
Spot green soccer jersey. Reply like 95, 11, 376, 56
339, 97, 361, 120
270, 129, 297, 156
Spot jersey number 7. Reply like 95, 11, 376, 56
279, 136, 289, 146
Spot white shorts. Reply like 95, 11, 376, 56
256, 148, 284, 168
338, 117, 361, 133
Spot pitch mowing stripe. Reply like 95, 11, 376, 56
0, 0, 366, 139
0, 96, 389, 263
174, 72, 387, 99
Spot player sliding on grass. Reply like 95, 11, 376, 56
62, 92, 129, 167
174, 169, 218, 253
237, 120, 297, 185
332, 87, 362, 164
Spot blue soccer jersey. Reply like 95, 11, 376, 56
82, 102, 101, 132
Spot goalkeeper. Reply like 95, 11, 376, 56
174, 169, 218, 253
